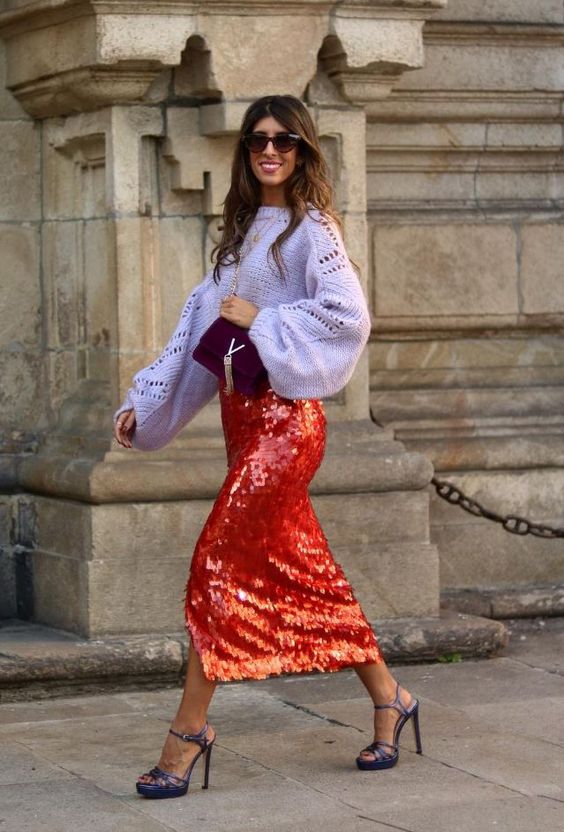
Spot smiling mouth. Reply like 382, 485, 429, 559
259, 162, 282, 173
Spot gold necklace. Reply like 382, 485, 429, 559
225, 216, 278, 299
250, 216, 277, 244
241, 216, 277, 257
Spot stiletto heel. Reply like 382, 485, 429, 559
412, 703, 423, 755
356, 682, 422, 771
202, 742, 213, 790
136, 722, 215, 798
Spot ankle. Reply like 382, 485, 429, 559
372, 682, 399, 705
171, 718, 208, 736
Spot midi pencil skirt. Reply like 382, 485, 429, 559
185, 377, 384, 681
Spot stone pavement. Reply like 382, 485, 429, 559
1, 617, 563, 832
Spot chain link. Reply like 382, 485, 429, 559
431, 476, 564, 539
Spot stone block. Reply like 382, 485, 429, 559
0, 121, 40, 221
0, 499, 11, 547
486, 123, 562, 149
42, 119, 107, 220
401, 42, 564, 93
0, 351, 43, 429
34, 498, 91, 562
521, 225, 564, 315
431, 469, 564, 525
373, 224, 518, 318
367, 120, 486, 149
87, 556, 188, 634
313, 491, 430, 547
31, 550, 88, 634
0, 41, 28, 120
367, 168, 476, 206
0, 548, 17, 619
42, 221, 81, 349
158, 148, 202, 217
91, 500, 212, 561
0, 224, 40, 348
201, 14, 324, 101
83, 219, 113, 349
96, 13, 196, 65
163, 107, 235, 216
113, 218, 155, 357
369, 334, 564, 373
476, 169, 563, 205
158, 216, 206, 337
107, 106, 163, 214
317, 108, 367, 214
336, 542, 440, 619
434, 521, 564, 590
47, 350, 78, 417
434, 1, 564, 24
5, 16, 98, 89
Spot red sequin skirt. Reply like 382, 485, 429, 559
185, 378, 383, 681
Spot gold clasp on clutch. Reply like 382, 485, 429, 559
223, 338, 246, 395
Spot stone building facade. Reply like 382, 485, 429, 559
0, 0, 562, 640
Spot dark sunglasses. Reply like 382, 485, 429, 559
242, 132, 301, 154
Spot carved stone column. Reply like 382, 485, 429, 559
0, 0, 459, 642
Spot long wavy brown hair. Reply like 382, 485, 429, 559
212, 95, 343, 282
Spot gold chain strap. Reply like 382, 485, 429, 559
221, 215, 277, 394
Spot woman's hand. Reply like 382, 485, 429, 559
220, 296, 259, 329
114, 409, 136, 449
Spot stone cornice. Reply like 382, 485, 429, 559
0, 0, 445, 30
0, 0, 446, 117
424, 20, 564, 46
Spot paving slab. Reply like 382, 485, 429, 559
503, 616, 564, 673
371, 795, 564, 832
463, 696, 564, 747
1, 618, 564, 831
0, 779, 169, 832
0, 741, 74, 786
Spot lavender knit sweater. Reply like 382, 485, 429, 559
114, 207, 371, 450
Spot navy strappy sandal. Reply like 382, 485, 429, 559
356, 682, 422, 771
136, 722, 215, 798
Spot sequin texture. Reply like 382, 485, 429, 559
185, 378, 384, 681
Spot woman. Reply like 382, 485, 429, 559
114, 94, 422, 799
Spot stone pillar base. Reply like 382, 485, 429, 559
16, 422, 438, 638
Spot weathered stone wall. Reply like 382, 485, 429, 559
1, 0, 561, 635
0, 39, 42, 435
0, 38, 41, 618
0, 1, 445, 636
367, 0, 564, 588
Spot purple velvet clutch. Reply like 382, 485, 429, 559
193, 317, 267, 396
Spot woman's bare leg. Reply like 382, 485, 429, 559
354, 659, 414, 762
138, 643, 217, 783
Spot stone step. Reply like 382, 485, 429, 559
0, 612, 509, 703
441, 582, 564, 619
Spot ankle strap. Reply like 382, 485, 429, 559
373, 682, 410, 717
169, 722, 210, 750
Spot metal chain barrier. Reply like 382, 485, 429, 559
431, 476, 564, 539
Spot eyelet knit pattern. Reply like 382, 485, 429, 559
114, 207, 371, 450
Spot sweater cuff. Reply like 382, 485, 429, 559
248, 306, 277, 345
113, 390, 135, 425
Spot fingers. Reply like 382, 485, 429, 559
220, 297, 258, 329
114, 409, 136, 449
